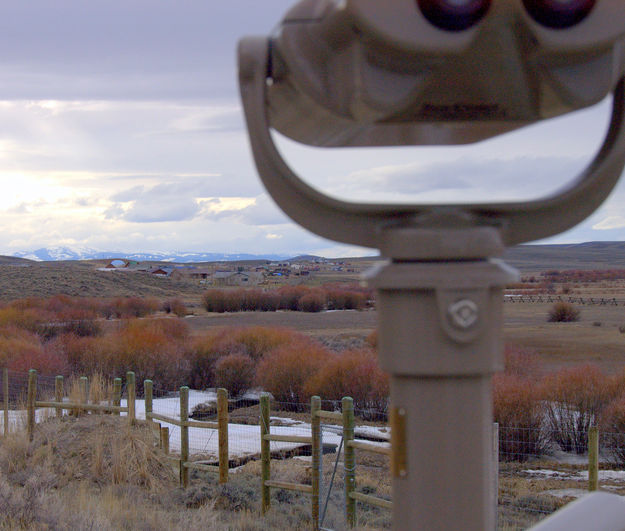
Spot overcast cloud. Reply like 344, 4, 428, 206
0, 1, 624, 258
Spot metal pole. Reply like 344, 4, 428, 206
370, 228, 516, 531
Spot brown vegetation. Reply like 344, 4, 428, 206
202, 284, 371, 314
547, 302, 580, 322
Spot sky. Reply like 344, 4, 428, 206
0, 1, 624, 258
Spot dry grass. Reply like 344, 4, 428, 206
0, 412, 392, 530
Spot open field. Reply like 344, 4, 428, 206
4, 241, 625, 374
180, 301, 625, 374
503, 302, 625, 373
0, 260, 207, 303
5, 243, 625, 529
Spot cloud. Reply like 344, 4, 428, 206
0, 2, 294, 100
322, 155, 588, 204
106, 183, 203, 223
592, 216, 625, 230
202, 194, 290, 226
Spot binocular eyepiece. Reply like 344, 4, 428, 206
260, 0, 622, 147
420, 0, 595, 32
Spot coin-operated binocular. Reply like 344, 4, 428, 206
238, 2, 625, 529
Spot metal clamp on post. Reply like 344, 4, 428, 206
238, 2, 625, 529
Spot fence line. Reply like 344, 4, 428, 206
260, 393, 320, 526
26, 370, 135, 441
504, 294, 621, 306
144, 382, 229, 486
3, 368, 620, 530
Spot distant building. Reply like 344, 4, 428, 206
105, 258, 133, 269
212, 271, 264, 286
150, 266, 175, 277
171, 267, 211, 280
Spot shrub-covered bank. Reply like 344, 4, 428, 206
494, 346, 625, 463
202, 284, 373, 313
0, 295, 388, 410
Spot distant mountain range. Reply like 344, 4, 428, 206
11, 247, 292, 263
7, 241, 625, 270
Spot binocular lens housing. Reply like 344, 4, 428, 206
418, 0, 595, 31
522, 0, 596, 28
417, 0, 491, 31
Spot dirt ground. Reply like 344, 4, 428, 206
503, 301, 625, 373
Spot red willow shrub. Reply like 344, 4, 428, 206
162, 298, 187, 318
255, 339, 331, 407
326, 287, 367, 310
547, 302, 580, 323
47, 333, 102, 375
203, 284, 371, 313
227, 327, 298, 360
493, 373, 548, 461
298, 291, 326, 312
112, 296, 160, 318
304, 349, 388, 413
187, 327, 300, 389
542, 364, 614, 454
214, 353, 255, 397
0, 326, 66, 375
94, 318, 191, 394
276, 286, 308, 310
599, 394, 625, 466
203, 290, 245, 313
187, 333, 224, 390
366, 330, 378, 349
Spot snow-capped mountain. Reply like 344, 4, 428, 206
12, 247, 291, 263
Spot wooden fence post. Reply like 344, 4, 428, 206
343, 396, 356, 528
144, 380, 153, 425
79, 376, 88, 416
311, 395, 321, 531
3, 368, 8, 436
260, 393, 271, 514
588, 426, 599, 492
126, 372, 135, 425
161, 426, 170, 454
180, 386, 189, 488
27, 369, 37, 441
217, 388, 229, 484
493, 422, 499, 528
113, 378, 122, 415
55, 376, 63, 419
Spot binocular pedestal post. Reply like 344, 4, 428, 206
368, 227, 517, 530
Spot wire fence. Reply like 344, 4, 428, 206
504, 294, 622, 306
5, 368, 625, 530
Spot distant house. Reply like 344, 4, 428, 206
171, 267, 211, 280
212, 271, 264, 286
105, 258, 131, 269
189, 268, 210, 280
268, 267, 290, 277
150, 266, 174, 277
